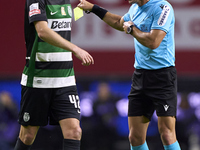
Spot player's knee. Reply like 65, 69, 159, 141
63, 126, 82, 140
73, 126, 82, 140
19, 133, 36, 145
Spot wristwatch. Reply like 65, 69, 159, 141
127, 25, 134, 34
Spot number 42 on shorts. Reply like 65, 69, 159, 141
69, 95, 80, 113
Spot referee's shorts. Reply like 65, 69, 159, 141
128, 66, 177, 120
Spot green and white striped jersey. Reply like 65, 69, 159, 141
21, 0, 76, 88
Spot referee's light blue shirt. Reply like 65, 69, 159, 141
123, 0, 175, 70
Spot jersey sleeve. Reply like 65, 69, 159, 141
151, 3, 174, 33
27, 0, 47, 24
123, 4, 135, 22
123, 13, 131, 22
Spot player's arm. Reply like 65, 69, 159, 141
78, 0, 124, 31
123, 21, 166, 49
34, 21, 94, 66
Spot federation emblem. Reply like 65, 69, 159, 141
23, 112, 30, 122
29, 3, 41, 17
61, 7, 67, 16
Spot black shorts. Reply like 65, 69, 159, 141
18, 86, 80, 126
128, 66, 177, 120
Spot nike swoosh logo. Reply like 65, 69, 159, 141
50, 11, 58, 15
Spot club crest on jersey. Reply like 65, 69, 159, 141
157, 5, 170, 26
29, 3, 41, 17
67, 6, 72, 17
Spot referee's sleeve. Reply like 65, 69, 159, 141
151, 3, 174, 33
123, 13, 131, 22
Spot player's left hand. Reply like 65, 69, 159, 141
72, 46, 94, 66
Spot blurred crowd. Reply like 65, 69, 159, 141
176, 92, 200, 150
80, 82, 128, 150
0, 91, 20, 150
1, 82, 200, 150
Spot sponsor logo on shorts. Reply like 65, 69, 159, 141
157, 5, 170, 26
48, 18, 71, 31
163, 105, 169, 111
23, 112, 30, 122
29, 3, 41, 17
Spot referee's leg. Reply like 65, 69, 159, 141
158, 116, 181, 150
59, 118, 82, 150
128, 116, 150, 150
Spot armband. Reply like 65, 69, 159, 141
91, 4, 108, 20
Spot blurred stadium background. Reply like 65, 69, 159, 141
0, 0, 200, 150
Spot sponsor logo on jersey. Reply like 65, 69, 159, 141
50, 11, 58, 15
37, 80, 42, 83
48, 18, 72, 31
29, 3, 41, 17
157, 5, 170, 26
160, 4, 164, 9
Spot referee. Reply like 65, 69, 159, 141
78, 0, 181, 150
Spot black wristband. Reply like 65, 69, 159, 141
91, 4, 108, 20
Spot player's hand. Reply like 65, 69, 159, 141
123, 21, 134, 34
77, 0, 94, 12
73, 47, 94, 66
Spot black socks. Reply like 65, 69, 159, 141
14, 138, 31, 150
63, 139, 80, 150
14, 138, 80, 150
